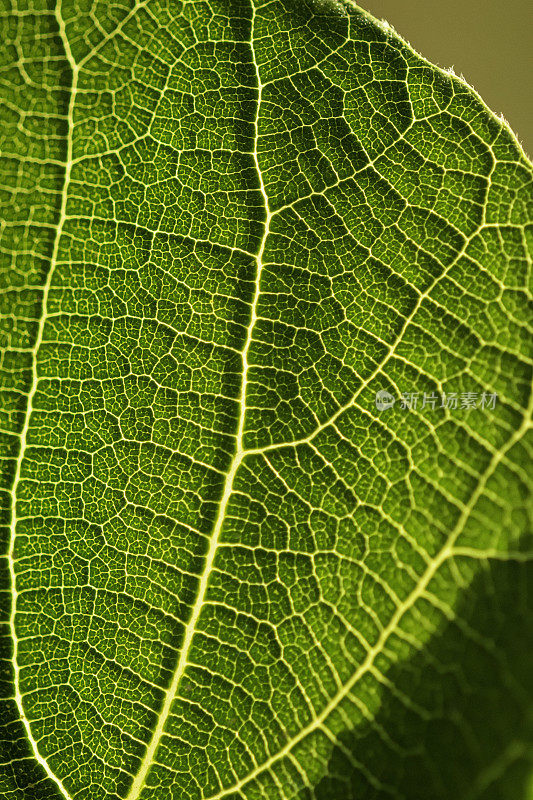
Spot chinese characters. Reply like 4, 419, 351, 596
375, 390, 499, 412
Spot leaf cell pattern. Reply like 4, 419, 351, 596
0, 1, 532, 799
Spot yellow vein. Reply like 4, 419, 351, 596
7, 4, 77, 800
204, 390, 532, 800
124, 6, 271, 797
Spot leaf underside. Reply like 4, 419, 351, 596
0, 1, 532, 799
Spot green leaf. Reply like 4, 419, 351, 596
1, 1, 532, 799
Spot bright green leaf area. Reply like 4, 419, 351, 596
1, 1, 532, 799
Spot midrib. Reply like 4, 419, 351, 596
124, 7, 270, 799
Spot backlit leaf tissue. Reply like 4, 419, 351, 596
1, 2, 532, 798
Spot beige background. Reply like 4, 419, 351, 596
357, 0, 532, 157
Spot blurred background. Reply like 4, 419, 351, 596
357, 0, 532, 156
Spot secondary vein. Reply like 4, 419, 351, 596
203, 389, 533, 800
7, 4, 78, 800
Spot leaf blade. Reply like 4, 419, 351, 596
1, 2, 532, 799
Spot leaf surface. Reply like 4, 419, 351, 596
0, 1, 532, 799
